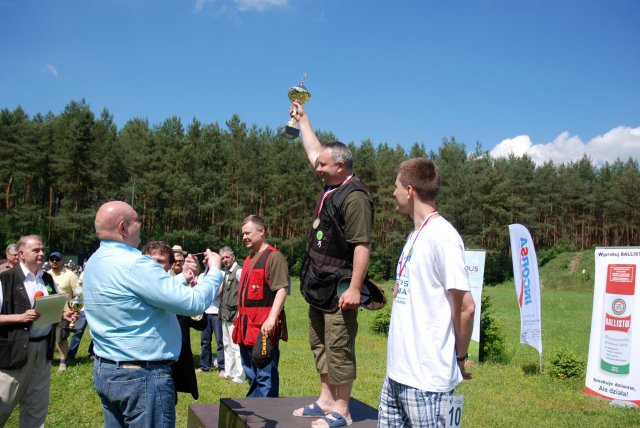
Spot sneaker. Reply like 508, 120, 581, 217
229, 377, 244, 384
219, 371, 227, 378
195, 368, 209, 374
58, 363, 67, 372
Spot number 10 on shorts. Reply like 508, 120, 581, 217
445, 395, 463, 427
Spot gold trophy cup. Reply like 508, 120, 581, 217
66, 295, 84, 331
280, 73, 311, 139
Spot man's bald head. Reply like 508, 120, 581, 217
95, 201, 142, 247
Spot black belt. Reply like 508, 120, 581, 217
28, 336, 48, 342
96, 356, 173, 368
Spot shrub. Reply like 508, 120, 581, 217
548, 347, 585, 379
367, 258, 387, 281
370, 303, 392, 335
479, 295, 509, 363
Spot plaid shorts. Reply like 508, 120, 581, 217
378, 375, 452, 428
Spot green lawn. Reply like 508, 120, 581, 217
7, 252, 640, 426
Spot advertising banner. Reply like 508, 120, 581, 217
464, 249, 486, 343
508, 224, 543, 354
585, 247, 640, 406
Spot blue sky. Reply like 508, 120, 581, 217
1, 0, 639, 165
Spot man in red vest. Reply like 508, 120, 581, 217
233, 215, 288, 397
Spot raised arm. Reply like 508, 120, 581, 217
291, 101, 322, 167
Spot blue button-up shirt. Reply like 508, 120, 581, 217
83, 240, 223, 362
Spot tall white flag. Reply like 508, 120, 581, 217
464, 249, 486, 343
509, 224, 543, 354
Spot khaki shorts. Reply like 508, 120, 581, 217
56, 320, 71, 342
308, 305, 358, 385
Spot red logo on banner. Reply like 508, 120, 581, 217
606, 264, 636, 295
604, 313, 632, 332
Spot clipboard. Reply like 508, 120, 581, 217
32, 294, 68, 329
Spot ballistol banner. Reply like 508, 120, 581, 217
585, 247, 640, 406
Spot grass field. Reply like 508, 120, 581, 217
7, 251, 640, 426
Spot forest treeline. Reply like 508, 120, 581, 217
1, 100, 639, 282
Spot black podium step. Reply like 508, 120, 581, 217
188, 396, 378, 427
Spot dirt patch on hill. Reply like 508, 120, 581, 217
568, 253, 583, 273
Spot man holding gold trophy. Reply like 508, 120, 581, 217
83, 201, 223, 427
285, 76, 375, 428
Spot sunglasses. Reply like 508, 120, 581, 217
49, 258, 61, 262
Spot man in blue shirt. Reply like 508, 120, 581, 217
83, 201, 223, 427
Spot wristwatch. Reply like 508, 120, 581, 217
456, 353, 469, 362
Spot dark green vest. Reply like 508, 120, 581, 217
300, 178, 372, 311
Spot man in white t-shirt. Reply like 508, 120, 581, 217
378, 158, 475, 428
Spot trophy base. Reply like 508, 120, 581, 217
279, 125, 300, 139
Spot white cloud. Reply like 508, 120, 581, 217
235, 0, 287, 12
193, 0, 287, 14
45, 64, 59, 78
193, 0, 209, 13
490, 126, 640, 166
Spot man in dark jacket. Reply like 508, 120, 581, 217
0, 235, 75, 426
141, 241, 209, 403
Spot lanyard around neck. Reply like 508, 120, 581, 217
317, 174, 354, 217
397, 210, 439, 279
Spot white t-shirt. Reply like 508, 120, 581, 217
199, 272, 221, 315
387, 215, 470, 392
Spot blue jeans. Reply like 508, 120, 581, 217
200, 314, 224, 371
68, 311, 87, 359
239, 344, 280, 397
93, 359, 175, 428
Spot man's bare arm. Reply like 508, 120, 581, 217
450, 288, 475, 379
339, 243, 370, 310
292, 102, 322, 167
261, 287, 288, 335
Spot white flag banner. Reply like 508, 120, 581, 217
464, 250, 486, 343
509, 224, 543, 354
